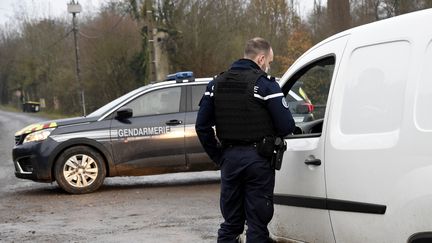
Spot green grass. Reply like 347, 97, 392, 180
35, 110, 72, 120
0, 104, 20, 113
0, 104, 74, 120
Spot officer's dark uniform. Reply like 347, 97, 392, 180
196, 59, 295, 243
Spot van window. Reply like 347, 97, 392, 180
283, 56, 335, 136
123, 87, 182, 117
340, 41, 410, 134
415, 41, 432, 131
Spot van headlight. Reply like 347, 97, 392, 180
23, 128, 55, 144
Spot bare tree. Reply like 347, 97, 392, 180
327, 0, 351, 34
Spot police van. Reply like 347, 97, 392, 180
269, 9, 432, 243
12, 72, 312, 194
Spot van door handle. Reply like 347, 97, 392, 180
305, 158, 321, 166
166, 119, 182, 126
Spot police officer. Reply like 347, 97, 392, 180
196, 37, 295, 243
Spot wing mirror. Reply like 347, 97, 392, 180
115, 108, 133, 120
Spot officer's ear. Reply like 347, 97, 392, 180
257, 54, 266, 66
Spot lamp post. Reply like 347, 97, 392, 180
68, 0, 86, 116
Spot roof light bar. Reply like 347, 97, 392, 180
165, 71, 195, 82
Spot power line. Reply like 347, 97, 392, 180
46, 29, 73, 49
78, 31, 101, 39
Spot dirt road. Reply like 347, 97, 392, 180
0, 109, 222, 242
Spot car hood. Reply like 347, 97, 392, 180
14, 116, 99, 136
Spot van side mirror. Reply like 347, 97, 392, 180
115, 108, 133, 120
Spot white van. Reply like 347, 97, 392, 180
270, 9, 432, 243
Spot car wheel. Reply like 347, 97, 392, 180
54, 146, 106, 194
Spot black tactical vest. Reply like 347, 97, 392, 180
214, 69, 276, 143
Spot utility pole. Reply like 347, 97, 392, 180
145, 0, 157, 82
68, 0, 86, 116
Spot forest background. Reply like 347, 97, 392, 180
0, 0, 430, 115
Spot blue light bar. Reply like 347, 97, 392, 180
165, 71, 194, 82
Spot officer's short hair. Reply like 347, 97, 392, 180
244, 37, 271, 59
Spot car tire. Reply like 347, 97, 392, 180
54, 146, 106, 194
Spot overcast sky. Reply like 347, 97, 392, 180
0, 0, 326, 26
0, 0, 105, 26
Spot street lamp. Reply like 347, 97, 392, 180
68, 0, 86, 116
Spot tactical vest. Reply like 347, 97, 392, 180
214, 69, 276, 143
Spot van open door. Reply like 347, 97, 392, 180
269, 35, 349, 243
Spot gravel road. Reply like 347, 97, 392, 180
0, 109, 222, 243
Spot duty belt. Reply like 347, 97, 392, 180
222, 140, 258, 148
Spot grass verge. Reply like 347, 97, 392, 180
0, 104, 74, 120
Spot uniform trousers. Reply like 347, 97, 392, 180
217, 145, 275, 243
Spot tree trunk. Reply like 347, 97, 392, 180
327, 0, 351, 34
